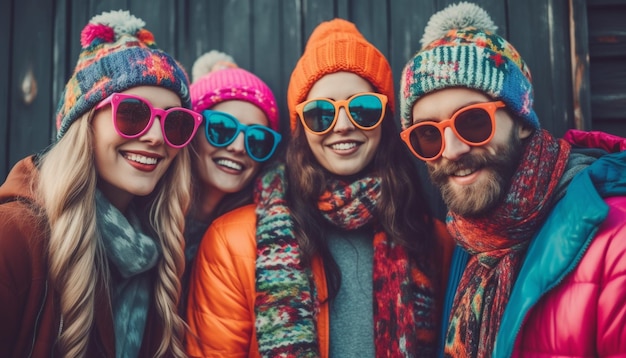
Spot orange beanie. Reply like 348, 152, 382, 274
287, 18, 395, 132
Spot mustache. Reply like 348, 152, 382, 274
428, 153, 493, 183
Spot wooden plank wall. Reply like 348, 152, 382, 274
2, 0, 619, 188
586, 0, 626, 136
0, 0, 10, 181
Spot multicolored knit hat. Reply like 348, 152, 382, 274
190, 50, 279, 131
287, 18, 395, 132
55, 10, 191, 140
399, 2, 538, 130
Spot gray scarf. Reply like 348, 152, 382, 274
95, 190, 160, 358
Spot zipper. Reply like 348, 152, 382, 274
27, 279, 48, 358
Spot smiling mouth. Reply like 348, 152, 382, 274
453, 168, 475, 177
330, 142, 359, 150
124, 153, 159, 165
215, 158, 244, 171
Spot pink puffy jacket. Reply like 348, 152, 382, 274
492, 131, 626, 357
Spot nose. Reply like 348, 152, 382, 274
226, 131, 246, 154
441, 126, 470, 161
140, 116, 165, 146
332, 107, 355, 133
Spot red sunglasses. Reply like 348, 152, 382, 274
95, 93, 202, 148
400, 101, 505, 161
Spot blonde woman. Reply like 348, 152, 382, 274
0, 11, 201, 357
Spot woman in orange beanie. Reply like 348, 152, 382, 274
186, 18, 452, 357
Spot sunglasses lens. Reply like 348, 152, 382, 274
302, 100, 336, 133
115, 98, 151, 136
246, 127, 277, 161
410, 125, 442, 159
163, 110, 197, 147
206, 113, 238, 146
348, 94, 384, 127
455, 108, 493, 144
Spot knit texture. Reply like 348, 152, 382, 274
55, 10, 191, 140
287, 18, 395, 132
190, 50, 279, 131
253, 164, 437, 357
95, 190, 159, 358
444, 130, 571, 356
400, 2, 537, 130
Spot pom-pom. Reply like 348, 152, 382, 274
83, 10, 146, 47
136, 29, 156, 47
191, 50, 238, 83
420, 2, 497, 47
80, 23, 115, 48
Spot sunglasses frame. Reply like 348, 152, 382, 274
95, 93, 202, 148
203, 110, 282, 162
295, 92, 388, 135
400, 101, 506, 161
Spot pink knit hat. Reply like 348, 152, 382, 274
190, 51, 279, 131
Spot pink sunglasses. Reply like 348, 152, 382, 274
95, 93, 202, 148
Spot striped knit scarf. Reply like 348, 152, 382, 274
444, 129, 571, 357
254, 164, 437, 357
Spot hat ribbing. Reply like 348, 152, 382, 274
287, 18, 395, 132
190, 50, 279, 131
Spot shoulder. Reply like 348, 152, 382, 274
588, 196, 626, 265
0, 200, 48, 288
196, 204, 258, 264
0, 200, 45, 252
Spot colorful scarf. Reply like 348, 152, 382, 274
443, 130, 571, 357
254, 164, 437, 357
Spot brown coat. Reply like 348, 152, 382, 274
0, 156, 165, 358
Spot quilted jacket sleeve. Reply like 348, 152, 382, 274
596, 197, 626, 356
186, 205, 259, 358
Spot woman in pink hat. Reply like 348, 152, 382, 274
181, 50, 282, 313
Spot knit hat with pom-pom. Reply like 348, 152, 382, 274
190, 50, 279, 131
55, 10, 191, 140
399, 2, 538, 130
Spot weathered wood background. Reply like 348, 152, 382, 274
2, 0, 625, 189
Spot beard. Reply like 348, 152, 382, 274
427, 130, 525, 217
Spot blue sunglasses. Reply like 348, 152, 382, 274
203, 110, 282, 162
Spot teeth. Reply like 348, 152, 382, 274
216, 159, 243, 171
454, 168, 474, 177
126, 153, 157, 165
331, 142, 357, 150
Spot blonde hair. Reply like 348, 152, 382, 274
37, 112, 190, 357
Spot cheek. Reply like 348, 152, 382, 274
366, 127, 382, 150
165, 146, 180, 159
303, 130, 323, 147
193, 137, 219, 157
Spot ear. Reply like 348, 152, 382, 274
518, 122, 533, 139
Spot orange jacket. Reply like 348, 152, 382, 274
186, 204, 453, 357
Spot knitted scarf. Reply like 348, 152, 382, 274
95, 190, 159, 358
443, 130, 571, 357
254, 164, 436, 357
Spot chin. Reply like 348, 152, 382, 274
441, 174, 503, 217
